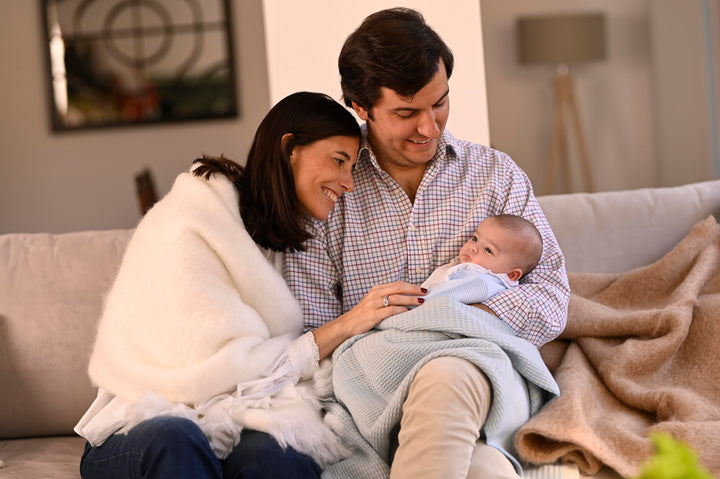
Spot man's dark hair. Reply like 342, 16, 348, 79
338, 7, 454, 111
193, 91, 360, 252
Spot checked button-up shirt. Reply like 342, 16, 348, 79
284, 129, 569, 347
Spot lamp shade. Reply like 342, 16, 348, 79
517, 13, 606, 65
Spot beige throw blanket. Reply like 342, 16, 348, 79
515, 216, 720, 478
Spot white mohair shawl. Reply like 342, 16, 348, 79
83, 168, 347, 466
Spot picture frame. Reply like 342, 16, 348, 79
40, 0, 238, 131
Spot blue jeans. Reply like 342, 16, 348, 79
80, 416, 322, 479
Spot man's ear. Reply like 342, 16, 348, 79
507, 268, 523, 282
351, 101, 370, 121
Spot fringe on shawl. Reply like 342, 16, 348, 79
119, 360, 349, 468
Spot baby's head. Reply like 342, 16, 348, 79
458, 214, 543, 282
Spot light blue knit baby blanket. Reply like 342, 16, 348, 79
322, 296, 560, 479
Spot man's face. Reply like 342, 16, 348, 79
353, 61, 450, 171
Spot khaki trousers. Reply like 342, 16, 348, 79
390, 357, 520, 479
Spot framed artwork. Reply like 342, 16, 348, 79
41, 0, 238, 131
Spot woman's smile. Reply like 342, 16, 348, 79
323, 187, 339, 203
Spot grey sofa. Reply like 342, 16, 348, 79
1, 179, 718, 478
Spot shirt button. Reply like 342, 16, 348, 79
415, 267, 422, 274
410, 225, 417, 232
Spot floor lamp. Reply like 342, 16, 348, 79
517, 13, 606, 195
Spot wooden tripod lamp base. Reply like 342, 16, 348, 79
543, 67, 595, 195
515, 12, 605, 195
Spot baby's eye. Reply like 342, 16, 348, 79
471, 236, 478, 242
484, 247, 493, 254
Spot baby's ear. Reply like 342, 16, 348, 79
507, 268, 523, 282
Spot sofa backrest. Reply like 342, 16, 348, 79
0, 229, 133, 439
538, 179, 720, 273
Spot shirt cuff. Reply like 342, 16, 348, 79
286, 331, 320, 380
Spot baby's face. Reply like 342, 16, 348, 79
459, 219, 520, 275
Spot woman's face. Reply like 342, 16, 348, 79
290, 135, 359, 221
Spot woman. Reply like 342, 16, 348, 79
75, 92, 425, 479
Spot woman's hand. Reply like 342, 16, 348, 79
312, 281, 426, 360
342, 281, 427, 336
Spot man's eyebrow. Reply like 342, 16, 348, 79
335, 151, 351, 159
434, 89, 450, 105
393, 89, 450, 113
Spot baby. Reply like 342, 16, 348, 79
422, 214, 543, 304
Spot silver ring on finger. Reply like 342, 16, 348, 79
383, 295, 390, 308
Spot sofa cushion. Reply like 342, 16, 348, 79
538, 180, 720, 273
0, 436, 84, 478
0, 229, 133, 439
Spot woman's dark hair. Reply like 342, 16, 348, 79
193, 91, 360, 252
338, 7, 454, 112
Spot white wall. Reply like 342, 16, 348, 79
0, 0, 271, 234
650, 0, 720, 186
481, 0, 659, 194
262, 0, 490, 146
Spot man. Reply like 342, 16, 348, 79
285, 7, 569, 479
